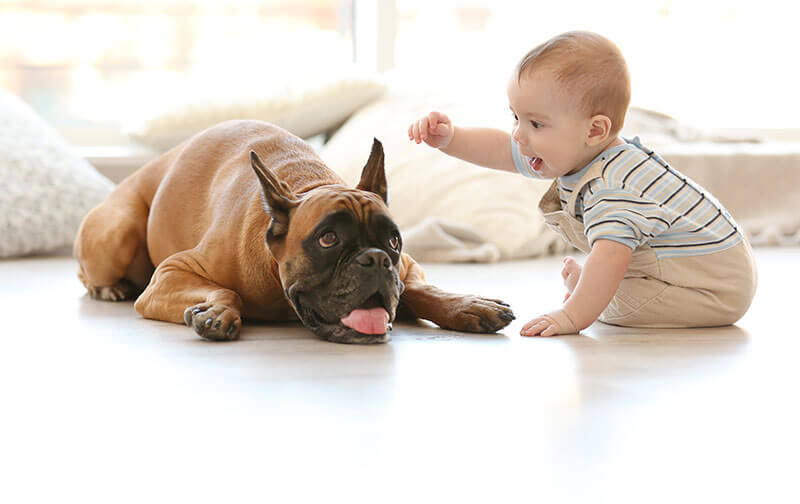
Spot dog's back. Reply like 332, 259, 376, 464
75, 120, 340, 301
144, 121, 340, 265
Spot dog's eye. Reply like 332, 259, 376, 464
389, 234, 400, 250
319, 231, 338, 248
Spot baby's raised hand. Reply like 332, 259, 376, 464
408, 111, 454, 149
520, 309, 578, 337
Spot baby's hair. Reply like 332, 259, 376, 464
516, 31, 631, 135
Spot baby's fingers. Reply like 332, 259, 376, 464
520, 318, 548, 336
431, 121, 451, 137
428, 111, 442, 130
539, 324, 560, 337
520, 317, 542, 332
418, 116, 431, 141
410, 122, 422, 143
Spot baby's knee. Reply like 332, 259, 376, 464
600, 282, 752, 329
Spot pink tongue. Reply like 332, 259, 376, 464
341, 308, 390, 335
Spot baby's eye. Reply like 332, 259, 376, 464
531, 120, 542, 129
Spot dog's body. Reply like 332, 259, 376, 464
75, 120, 514, 343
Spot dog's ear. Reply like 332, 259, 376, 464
356, 138, 388, 204
250, 151, 298, 238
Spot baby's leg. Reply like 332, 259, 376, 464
599, 277, 746, 328
561, 256, 582, 302
602, 242, 757, 328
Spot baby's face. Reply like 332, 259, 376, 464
507, 70, 592, 178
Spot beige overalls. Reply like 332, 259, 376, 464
538, 161, 758, 328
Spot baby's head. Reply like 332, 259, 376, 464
508, 31, 631, 177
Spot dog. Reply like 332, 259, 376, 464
74, 120, 515, 344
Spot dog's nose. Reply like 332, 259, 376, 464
356, 248, 392, 270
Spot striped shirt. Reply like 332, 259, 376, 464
512, 137, 743, 258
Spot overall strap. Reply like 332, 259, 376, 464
564, 160, 606, 218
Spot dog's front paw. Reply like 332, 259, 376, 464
443, 295, 515, 333
87, 279, 138, 302
183, 303, 242, 341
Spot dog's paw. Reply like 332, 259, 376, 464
442, 295, 516, 333
88, 279, 138, 302
183, 303, 242, 341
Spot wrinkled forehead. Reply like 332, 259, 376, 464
292, 187, 391, 229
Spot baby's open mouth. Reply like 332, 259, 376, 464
528, 156, 543, 172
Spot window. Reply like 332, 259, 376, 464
2, 0, 797, 147
0, 0, 353, 145
394, 0, 799, 129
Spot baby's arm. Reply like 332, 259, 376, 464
408, 111, 517, 173
442, 126, 518, 173
521, 239, 632, 336
563, 240, 632, 329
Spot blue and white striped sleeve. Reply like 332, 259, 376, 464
581, 185, 671, 251
510, 138, 543, 178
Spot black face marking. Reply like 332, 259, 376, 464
287, 206, 404, 344
370, 213, 402, 262
300, 209, 401, 272
301, 210, 359, 271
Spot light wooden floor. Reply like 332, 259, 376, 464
1, 248, 798, 504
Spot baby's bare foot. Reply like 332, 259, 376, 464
561, 256, 582, 302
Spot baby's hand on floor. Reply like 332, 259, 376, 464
520, 309, 578, 337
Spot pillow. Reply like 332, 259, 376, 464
0, 88, 114, 258
124, 66, 387, 151
321, 87, 570, 262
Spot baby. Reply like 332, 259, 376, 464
408, 31, 757, 336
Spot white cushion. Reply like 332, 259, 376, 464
0, 88, 114, 258
124, 66, 387, 151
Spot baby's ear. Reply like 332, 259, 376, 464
587, 115, 612, 146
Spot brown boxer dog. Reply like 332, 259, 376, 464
74, 120, 515, 344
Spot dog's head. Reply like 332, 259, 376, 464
250, 139, 403, 344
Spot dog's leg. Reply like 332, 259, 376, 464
74, 191, 153, 302
134, 252, 243, 341
398, 254, 515, 333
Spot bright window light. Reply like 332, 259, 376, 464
394, 0, 799, 129
0, 1, 353, 131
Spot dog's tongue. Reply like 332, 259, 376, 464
341, 308, 390, 335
